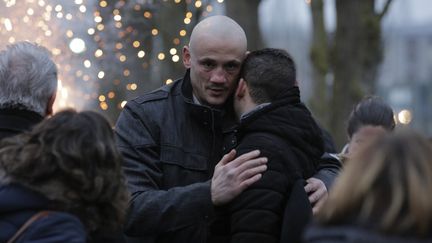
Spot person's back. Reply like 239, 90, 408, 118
0, 41, 57, 140
0, 110, 129, 242
0, 183, 86, 242
304, 129, 432, 243
226, 48, 324, 243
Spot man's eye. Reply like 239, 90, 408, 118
202, 62, 214, 68
225, 63, 239, 71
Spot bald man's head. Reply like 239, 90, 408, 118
189, 15, 247, 54
182, 16, 248, 108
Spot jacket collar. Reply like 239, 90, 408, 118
0, 183, 50, 213
239, 86, 301, 126
0, 108, 44, 137
180, 70, 236, 131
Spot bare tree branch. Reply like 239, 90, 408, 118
378, 0, 393, 20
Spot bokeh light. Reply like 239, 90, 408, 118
398, 109, 413, 125
69, 38, 86, 53
0, 0, 223, 121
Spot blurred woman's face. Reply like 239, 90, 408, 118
348, 125, 388, 157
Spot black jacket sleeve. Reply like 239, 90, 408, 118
115, 102, 214, 236
312, 152, 342, 189
312, 127, 342, 189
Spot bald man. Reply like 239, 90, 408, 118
116, 16, 266, 242
115, 16, 335, 242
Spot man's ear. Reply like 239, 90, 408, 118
183, 45, 191, 68
235, 78, 247, 98
45, 92, 56, 117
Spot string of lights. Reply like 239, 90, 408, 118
0, 0, 224, 121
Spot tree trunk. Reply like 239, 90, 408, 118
309, 0, 393, 148
329, 0, 366, 147
309, 0, 330, 128
225, 0, 263, 51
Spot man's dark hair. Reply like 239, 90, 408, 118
240, 48, 297, 104
347, 96, 395, 138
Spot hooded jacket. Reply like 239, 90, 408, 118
227, 87, 324, 243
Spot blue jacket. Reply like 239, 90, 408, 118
0, 183, 86, 243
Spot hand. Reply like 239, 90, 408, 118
304, 177, 328, 215
211, 149, 267, 206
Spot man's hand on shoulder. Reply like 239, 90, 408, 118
211, 149, 267, 206
304, 177, 328, 215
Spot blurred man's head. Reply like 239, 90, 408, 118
233, 48, 297, 117
346, 96, 395, 157
0, 41, 57, 116
183, 15, 247, 108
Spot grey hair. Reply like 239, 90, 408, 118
0, 41, 58, 116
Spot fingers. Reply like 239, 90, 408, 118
308, 188, 325, 204
305, 178, 328, 205
312, 194, 327, 215
236, 155, 267, 170
239, 173, 262, 190
217, 149, 237, 168
211, 150, 267, 206
228, 150, 261, 168
304, 178, 318, 193
238, 164, 267, 181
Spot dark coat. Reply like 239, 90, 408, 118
303, 224, 432, 243
0, 108, 43, 141
226, 87, 324, 243
115, 71, 236, 243
0, 183, 86, 242
116, 71, 339, 243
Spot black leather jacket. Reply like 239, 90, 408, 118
115, 71, 236, 242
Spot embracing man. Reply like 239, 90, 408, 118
115, 15, 340, 243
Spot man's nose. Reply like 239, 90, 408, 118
209, 67, 226, 84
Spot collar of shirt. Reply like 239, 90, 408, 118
193, 94, 201, 105
240, 102, 271, 121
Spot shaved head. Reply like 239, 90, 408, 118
189, 15, 247, 55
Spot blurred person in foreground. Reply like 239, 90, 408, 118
304, 129, 432, 243
0, 110, 129, 242
115, 15, 338, 242
0, 41, 57, 140
225, 48, 323, 243
340, 96, 395, 162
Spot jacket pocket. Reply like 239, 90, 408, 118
160, 145, 209, 187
